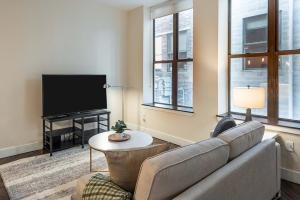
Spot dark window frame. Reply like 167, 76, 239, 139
228, 0, 300, 125
153, 12, 193, 109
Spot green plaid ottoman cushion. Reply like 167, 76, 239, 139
82, 173, 132, 200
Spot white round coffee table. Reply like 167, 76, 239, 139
88, 130, 153, 172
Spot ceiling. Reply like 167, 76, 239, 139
96, 0, 168, 10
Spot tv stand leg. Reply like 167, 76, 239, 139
107, 113, 110, 131
72, 119, 75, 145
97, 115, 100, 133
50, 122, 53, 156
81, 118, 84, 148
43, 120, 46, 148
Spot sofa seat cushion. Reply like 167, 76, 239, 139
105, 143, 169, 192
218, 121, 264, 160
134, 138, 229, 200
82, 173, 132, 200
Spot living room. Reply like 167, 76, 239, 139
0, 0, 299, 199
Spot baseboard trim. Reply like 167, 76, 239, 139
281, 167, 300, 184
127, 123, 194, 146
0, 142, 43, 159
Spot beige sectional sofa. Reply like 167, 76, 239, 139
73, 121, 281, 200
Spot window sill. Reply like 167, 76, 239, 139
142, 103, 194, 114
217, 113, 300, 132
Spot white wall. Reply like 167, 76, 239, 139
125, 7, 144, 129
0, 0, 128, 155
218, 0, 228, 114
125, 0, 219, 144
267, 126, 300, 184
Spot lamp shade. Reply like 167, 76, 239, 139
233, 87, 265, 109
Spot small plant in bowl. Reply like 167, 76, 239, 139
109, 120, 130, 142
111, 120, 128, 134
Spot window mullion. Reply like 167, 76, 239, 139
228, 0, 232, 114
267, 0, 279, 123
172, 13, 179, 106
229, 52, 268, 58
153, 19, 156, 104
277, 49, 300, 56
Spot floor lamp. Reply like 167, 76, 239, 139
103, 84, 125, 121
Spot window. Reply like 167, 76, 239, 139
154, 63, 172, 104
229, 0, 300, 123
179, 31, 188, 58
278, 0, 300, 121
167, 33, 173, 59
154, 9, 193, 108
243, 14, 268, 53
155, 15, 173, 61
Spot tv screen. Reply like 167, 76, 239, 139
42, 75, 107, 117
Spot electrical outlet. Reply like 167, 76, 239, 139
285, 140, 294, 152
142, 114, 146, 123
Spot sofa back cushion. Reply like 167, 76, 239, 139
105, 143, 169, 192
218, 121, 264, 160
134, 138, 229, 200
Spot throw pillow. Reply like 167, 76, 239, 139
211, 116, 236, 137
82, 173, 132, 200
105, 143, 169, 192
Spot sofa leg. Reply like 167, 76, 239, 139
272, 191, 281, 200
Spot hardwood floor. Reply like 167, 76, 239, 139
0, 148, 299, 200
281, 179, 300, 200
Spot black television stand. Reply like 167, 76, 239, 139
42, 110, 110, 156
46, 114, 69, 119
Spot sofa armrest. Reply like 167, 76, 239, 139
276, 142, 281, 194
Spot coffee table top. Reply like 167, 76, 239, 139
88, 131, 153, 151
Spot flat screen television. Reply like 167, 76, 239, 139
42, 75, 107, 117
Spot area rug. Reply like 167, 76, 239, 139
0, 146, 107, 200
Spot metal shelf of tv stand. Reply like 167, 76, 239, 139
42, 110, 111, 156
